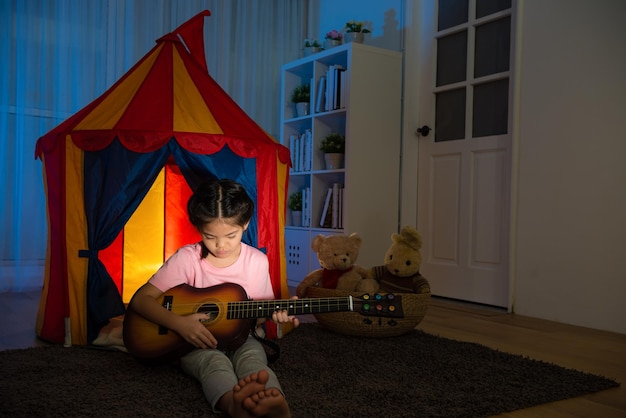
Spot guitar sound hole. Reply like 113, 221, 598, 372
198, 304, 220, 322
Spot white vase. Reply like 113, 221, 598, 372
324, 153, 344, 170
291, 211, 302, 227
295, 102, 309, 117
324, 39, 341, 49
303, 46, 321, 57
344, 32, 364, 44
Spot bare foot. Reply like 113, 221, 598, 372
232, 370, 290, 418
92, 316, 127, 351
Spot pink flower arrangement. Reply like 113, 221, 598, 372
325, 29, 342, 41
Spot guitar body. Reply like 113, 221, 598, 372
123, 283, 256, 363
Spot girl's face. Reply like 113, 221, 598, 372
199, 219, 247, 266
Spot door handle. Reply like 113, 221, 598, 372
416, 125, 431, 137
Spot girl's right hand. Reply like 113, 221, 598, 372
175, 313, 218, 349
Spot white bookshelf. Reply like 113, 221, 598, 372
280, 42, 402, 287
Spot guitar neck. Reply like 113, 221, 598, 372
227, 296, 353, 320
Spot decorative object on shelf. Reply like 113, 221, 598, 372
288, 192, 303, 227
324, 29, 342, 49
324, 153, 344, 170
291, 83, 310, 117
303, 39, 321, 57
320, 133, 345, 169
344, 20, 371, 44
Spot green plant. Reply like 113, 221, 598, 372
304, 39, 321, 48
288, 192, 303, 211
320, 133, 345, 153
345, 20, 371, 34
290, 83, 310, 103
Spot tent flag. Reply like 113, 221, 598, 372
172, 9, 211, 73
35, 11, 290, 345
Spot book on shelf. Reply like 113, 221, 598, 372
339, 70, 347, 109
333, 67, 341, 109
289, 134, 296, 171
303, 129, 312, 172
338, 186, 344, 228
316, 183, 345, 229
309, 77, 314, 110
331, 183, 339, 228
324, 65, 345, 111
289, 129, 312, 173
324, 65, 333, 112
315, 75, 326, 113
301, 187, 312, 227
319, 188, 333, 227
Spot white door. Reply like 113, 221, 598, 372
403, 0, 514, 307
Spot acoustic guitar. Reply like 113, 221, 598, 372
123, 282, 404, 363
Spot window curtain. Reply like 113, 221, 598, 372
0, 0, 306, 291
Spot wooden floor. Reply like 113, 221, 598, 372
1, 290, 624, 417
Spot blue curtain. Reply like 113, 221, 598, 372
83, 138, 171, 341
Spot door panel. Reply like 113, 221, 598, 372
412, 0, 513, 307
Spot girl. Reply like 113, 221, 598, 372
129, 179, 298, 417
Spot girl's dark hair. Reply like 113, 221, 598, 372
187, 179, 254, 229
188, 179, 254, 259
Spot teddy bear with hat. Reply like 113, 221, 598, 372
366, 225, 430, 294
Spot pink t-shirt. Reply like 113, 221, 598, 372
149, 242, 274, 300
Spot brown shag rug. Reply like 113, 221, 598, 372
0, 323, 619, 417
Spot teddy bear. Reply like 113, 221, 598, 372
366, 225, 430, 294
295, 232, 379, 298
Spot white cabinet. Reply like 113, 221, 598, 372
280, 42, 402, 286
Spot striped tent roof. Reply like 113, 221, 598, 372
36, 10, 288, 162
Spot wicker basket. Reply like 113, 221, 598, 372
305, 287, 431, 338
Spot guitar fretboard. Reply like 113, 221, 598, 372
226, 297, 353, 319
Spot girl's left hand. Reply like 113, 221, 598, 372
271, 296, 300, 327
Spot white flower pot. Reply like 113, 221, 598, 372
303, 46, 321, 57
291, 211, 302, 227
295, 102, 309, 117
324, 39, 341, 49
344, 32, 364, 44
324, 153, 344, 170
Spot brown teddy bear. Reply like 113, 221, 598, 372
295, 232, 378, 298
366, 225, 430, 294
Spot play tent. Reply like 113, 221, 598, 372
34, 10, 291, 346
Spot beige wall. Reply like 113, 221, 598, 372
512, 0, 626, 333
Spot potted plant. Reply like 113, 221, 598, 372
324, 29, 342, 49
344, 20, 371, 44
320, 133, 345, 169
288, 192, 303, 226
291, 83, 310, 117
303, 39, 321, 57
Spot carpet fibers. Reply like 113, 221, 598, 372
0, 323, 618, 417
